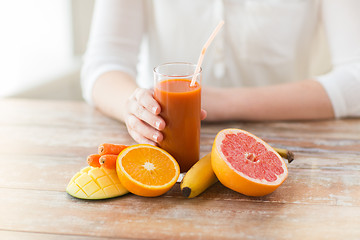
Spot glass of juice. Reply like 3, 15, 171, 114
153, 62, 201, 172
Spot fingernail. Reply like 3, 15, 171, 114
155, 121, 161, 129
153, 134, 159, 141
152, 106, 158, 114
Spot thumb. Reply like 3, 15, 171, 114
201, 109, 207, 120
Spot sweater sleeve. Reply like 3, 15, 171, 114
315, 0, 360, 118
80, 0, 144, 105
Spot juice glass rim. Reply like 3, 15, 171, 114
153, 62, 202, 79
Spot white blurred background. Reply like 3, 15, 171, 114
0, 0, 94, 100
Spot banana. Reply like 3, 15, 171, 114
273, 147, 294, 163
180, 153, 218, 198
180, 147, 294, 199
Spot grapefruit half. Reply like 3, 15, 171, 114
211, 128, 288, 196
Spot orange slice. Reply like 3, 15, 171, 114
116, 144, 180, 197
212, 128, 288, 196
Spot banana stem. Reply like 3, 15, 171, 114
273, 147, 294, 163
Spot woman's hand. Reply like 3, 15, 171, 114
125, 88, 165, 145
125, 88, 207, 145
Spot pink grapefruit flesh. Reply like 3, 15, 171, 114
212, 128, 288, 196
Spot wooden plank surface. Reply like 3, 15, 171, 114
1, 98, 360, 239
1, 188, 360, 240
0, 230, 121, 240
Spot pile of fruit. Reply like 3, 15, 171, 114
66, 128, 293, 199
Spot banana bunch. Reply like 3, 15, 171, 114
180, 147, 294, 198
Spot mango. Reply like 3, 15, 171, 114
66, 166, 128, 199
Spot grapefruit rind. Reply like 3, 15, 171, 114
66, 166, 129, 200
211, 128, 288, 197
116, 144, 180, 197
215, 129, 287, 185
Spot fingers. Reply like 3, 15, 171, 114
126, 115, 163, 145
125, 88, 165, 145
129, 89, 165, 130
134, 88, 161, 115
128, 100, 164, 131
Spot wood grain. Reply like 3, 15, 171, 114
0, 230, 122, 240
1, 98, 360, 239
1, 188, 360, 240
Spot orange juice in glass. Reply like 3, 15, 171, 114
154, 62, 201, 172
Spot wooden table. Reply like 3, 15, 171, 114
1, 98, 359, 239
